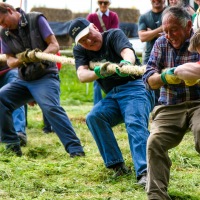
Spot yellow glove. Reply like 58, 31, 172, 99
184, 79, 200, 86
161, 68, 181, 85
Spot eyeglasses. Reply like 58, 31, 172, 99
98, 1, 109, 5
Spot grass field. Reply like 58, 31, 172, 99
0, 64, 200, 200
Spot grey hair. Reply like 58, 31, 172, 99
162, 5, 191, 28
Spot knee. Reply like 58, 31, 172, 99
147, 133, 163, 154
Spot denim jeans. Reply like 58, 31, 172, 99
86, 79, 155, 178
0, 73, 84, 154
0, 69, 26, 136
93, 81, 102, 105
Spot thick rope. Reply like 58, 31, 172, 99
89, 61, 146, 76
0, 52, 75, 65
0, 53, 146, 76
30, 52, 75, 65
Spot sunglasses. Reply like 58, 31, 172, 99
98, 1, 109, 5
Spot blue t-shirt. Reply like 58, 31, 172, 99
73, 29, 141, 93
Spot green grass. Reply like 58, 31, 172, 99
0, 64, 200, 199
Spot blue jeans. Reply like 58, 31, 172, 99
0, 69, 26, 135
93, 81, 102, 105
86, 79, 155, 178
0, 73, 84, 154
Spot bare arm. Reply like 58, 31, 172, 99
43, 34, 59, 54
174, 62, 200, 80
147, 72, 164, 89
120, 48, 136, 64
77, 65, 98, 83
138, 26, 163, 42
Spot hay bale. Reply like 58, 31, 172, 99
73, 12, 88, 19
110, 8, 140, 23
30, 7, 72, 22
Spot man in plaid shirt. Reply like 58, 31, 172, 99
143, 6, 200, 200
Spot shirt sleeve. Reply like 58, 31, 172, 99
110, 12, 119, 29
142, 39, 162, 89
138, 14, 147, 31
38, 16, 54, 40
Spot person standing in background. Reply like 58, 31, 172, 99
168, 0, 195, 16
0, 44, 27, 147
192, 0, 200, 31
87, 0, 119, 105
138, 0, 166, 106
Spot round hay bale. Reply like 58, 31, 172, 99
73, 12, 88, 19
110, 8, 140, 23
30, 7, 72, 22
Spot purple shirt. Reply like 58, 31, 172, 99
2, 16, 53, 54
142, 33, 200, 105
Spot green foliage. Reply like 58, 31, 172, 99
59, 64, 93, 103
0, 63, 200, 199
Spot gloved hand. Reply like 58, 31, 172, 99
115, 60, 131, 77
17, 49, 32, 63
161, 67, 181, 85
94, 62, 114, 78
184, 79, 200, 86
28, 48, 41, 62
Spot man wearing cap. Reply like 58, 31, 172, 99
87, 0, 119, 105
68, 17, 155, 187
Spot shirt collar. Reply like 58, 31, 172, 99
98, 9, 110, 17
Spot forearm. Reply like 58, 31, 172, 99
121, 48, 136, 64
147, 73, 164, 89
138, 26, 163, 42
174, 63, 200, 80
77, 66, 98, 83
6, 54, 21, 68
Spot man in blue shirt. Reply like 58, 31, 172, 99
68, 17, 155, 187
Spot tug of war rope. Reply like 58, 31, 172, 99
0, 53, 146, 76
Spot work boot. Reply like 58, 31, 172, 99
18, 132, 27, 147
6, 144, 22, 157
112, 163, 132, 178
137, 173, 147, 187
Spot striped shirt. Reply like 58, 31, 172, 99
142, 33, 200, 105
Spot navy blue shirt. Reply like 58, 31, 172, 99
73, 29, 141, 93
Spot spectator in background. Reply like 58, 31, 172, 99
168, 0, 195, 16
87, 0, 119, 105
0, 47, 27, 147
192, 0, 200, 31
138, 0, 166, 106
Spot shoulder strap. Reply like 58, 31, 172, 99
96, 12, 107, 31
